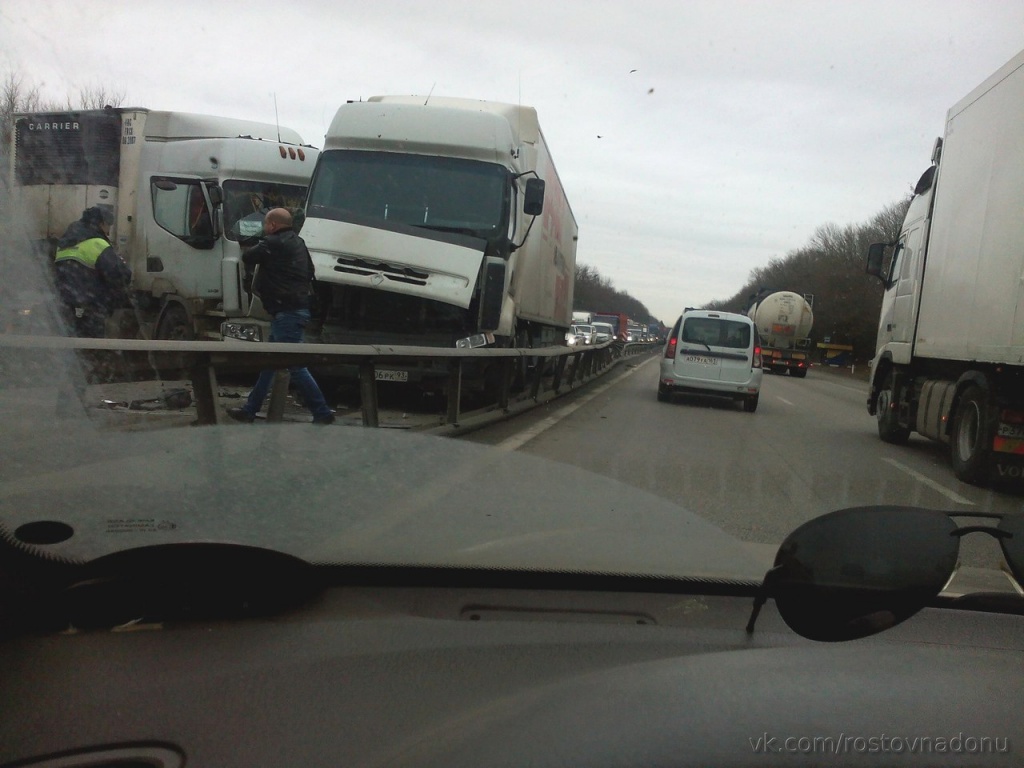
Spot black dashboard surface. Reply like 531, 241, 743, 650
3, 586, 1021, 767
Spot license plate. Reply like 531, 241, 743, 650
998, 422, 1024, 439
684, 355, 718, 366
375, 369, 409, 382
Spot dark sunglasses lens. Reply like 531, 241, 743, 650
773, 506, 959, 641
997, 514, 1024, 586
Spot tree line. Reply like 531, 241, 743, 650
704, 198, 911, 361
572, 263, 655, 325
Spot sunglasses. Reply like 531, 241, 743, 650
745, 506, 1024, 641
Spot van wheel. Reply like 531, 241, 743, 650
657, 386, 670, 403
876, 372, 910, 444
950, 386, 992, 485
743, 394, 759, 413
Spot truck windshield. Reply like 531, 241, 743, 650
306, 150, 510, 241
223, 180, 309, 241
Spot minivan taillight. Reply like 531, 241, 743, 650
665, 337, 678, 359
753, 345, 762, 368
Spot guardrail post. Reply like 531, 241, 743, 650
551, 353, 568, 393
359, 361, 379, 427
498, 358, 513, 411
189, 355, 220, 425
446, 359, 463, 425
572, 350, 586, 386
267, 370, 290, 422
529, 356, 544, 401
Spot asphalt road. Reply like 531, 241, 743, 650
464, 354, 1024, 575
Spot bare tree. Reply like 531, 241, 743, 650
67, 83, 128, 110
1, 71, 48, 153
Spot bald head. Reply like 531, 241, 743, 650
264, 207, 293, 234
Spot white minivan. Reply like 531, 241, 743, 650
658, 310, 763, 412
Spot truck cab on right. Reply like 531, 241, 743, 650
865, 48, 1024, 486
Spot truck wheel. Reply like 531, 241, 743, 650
950, 386, 993, 485
791, 368, 807, 379
743, 394, 759, 413
876, 372, 910, 444
156, 304, 194, 341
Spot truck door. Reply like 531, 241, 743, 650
147, 176, 223, 303
875, 225, 918, 354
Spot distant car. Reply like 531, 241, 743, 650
591, 322, 614, 344
565, 325, 584, 345
658, 309, 763, 412
575, 324, 596, 344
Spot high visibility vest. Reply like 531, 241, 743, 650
54, 238, 108, 269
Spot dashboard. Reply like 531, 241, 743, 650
2, 584, 1021, 767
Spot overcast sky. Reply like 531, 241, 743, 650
3, 1, 1022, 322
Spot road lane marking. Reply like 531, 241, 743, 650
881, 457, 976, 505
776, 396, 794, 406
496, 356, 657, 452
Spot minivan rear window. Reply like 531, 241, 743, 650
681, 318, 751, 349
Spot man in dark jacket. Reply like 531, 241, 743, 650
228, 208, 335, 425
54, 206, 132, 338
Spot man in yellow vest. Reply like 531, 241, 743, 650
54, 206, 132, 338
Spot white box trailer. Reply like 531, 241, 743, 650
866, 48, 1024, 484
286, 96, 577, 365
9, 108, 317, 339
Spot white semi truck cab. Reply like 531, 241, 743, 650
297, 96, 577, 353
10, 108, 318, 340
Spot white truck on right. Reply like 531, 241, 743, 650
866, 48, 1024, 485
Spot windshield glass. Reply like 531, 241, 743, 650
1, 3, 1023, 614
306, 150, 509, 240
223, 180, 309, 241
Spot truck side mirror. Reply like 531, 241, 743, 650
865, 242, 888, 281
208, 185, 224, 207
524, 178, 545, 216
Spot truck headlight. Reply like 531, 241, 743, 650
221, 322, 263, 342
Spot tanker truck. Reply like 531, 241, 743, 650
746, 290, 814, 377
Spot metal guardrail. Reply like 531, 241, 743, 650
0, 334, 660, 433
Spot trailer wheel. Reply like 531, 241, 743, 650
742, 394, 759, 413
156, 304, 194, 341
951, 386, 993, 485
876, 372, 910, 444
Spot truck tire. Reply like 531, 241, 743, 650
156, 304, 195, 341
876, 372, 910, 444
742, 394, 759, 413
791, 368, 807, 379
950, 385, 993, 485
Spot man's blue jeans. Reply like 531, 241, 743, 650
242, 309, 332, 419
